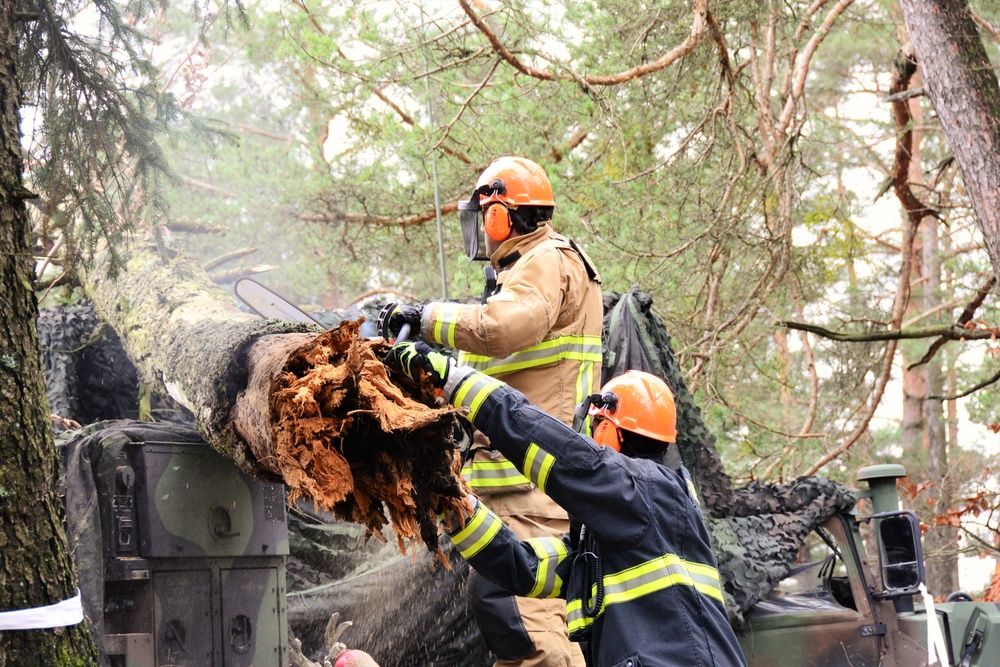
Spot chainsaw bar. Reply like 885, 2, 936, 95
235, 278, 323, 326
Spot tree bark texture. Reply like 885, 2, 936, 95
83, 243, 320, 476
900, 0, 1000, 281
0, 4, 99, 664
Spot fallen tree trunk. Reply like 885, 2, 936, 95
83, 240, 469, 555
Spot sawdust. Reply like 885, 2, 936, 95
270, 319, 472, 558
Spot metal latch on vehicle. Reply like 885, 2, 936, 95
958, 609, 987, 667
860, 623, 887, 637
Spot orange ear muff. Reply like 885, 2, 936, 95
592, 419, 622, 452
483, 203, 511, 242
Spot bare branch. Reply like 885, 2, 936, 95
778, 320, 998, 342
971, 9, 1000, 45
297, 201, 460, 228
372, 86, 474, 165
457, 0, 708, 86
345, 287, 419, 307
908, 274, 997, 369
177, 174, 235, 198
432, 57, 501, 152
928, 368, 1000, 401
776, 0, 855, 135
203, 246, 257, 272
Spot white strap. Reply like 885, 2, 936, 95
919, 583, 949, 667
0, 589, 83, 630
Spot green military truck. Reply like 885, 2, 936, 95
738, 464, 999, 667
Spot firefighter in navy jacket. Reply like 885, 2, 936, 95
387, 343, 747, 667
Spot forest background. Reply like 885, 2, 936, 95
17, 0, 1000, 604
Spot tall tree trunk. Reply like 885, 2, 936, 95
0, 5, 99, 665
899, 0, 1000, 281
921, 213, 959, 596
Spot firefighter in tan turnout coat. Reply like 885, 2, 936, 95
379, 157, 602, 667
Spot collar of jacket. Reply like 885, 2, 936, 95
489, 222, 555, 271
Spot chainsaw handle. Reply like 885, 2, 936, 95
394, 323, 411, 346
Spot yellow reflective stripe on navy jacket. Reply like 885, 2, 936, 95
524, 536, 569, 599
461, 442, 556, 491
452, 373, 505, 422
450, 499, 504, 560
450, 499, 568, 599
565, 554, 725, 634
461, 458, 531, 489
458, 334, 601, 433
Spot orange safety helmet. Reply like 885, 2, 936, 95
588, 370, 678, 452
459, 157, 556, 259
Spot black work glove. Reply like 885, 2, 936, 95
385, 341, 454, 388
377, 302, 422, 340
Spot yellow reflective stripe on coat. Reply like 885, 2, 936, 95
524, 537, 569, 599
523, 443, 555, 493
427, 303, 463, 347
459, 335, 602, 377
575, 357, 597, 432
450, 501, 503, 560
452, 373, 505, 421
565, 554, 724, 633
461, 459, 531, 489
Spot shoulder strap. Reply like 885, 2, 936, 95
568, 238, 601, 284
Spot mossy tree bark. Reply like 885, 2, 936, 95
82, 241, 321, 479
0, 4, 99, 665
899, 0, 1000, 282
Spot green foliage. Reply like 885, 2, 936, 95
19, 0, 237, 277
141, 0, 999, 487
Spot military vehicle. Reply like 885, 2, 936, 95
738, 464, 999, 667
60, 421, 290, 667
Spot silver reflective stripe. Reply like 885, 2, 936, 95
461, 335, 603, 376
428, 303, 463, 347
524, 443, 556, 493
566, 553, 724, 633
461, 459, 531, 488
452, 373, 505, 420
524, 537, 568, 599
449, 499, 504, 559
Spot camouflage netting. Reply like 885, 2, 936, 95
603, 290, 857, 624
268, 319, 472, 557
39, 301, 145, 429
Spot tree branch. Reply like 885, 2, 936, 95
203, 246, 257, 272
778, 320, 998, 342
776, 0, 855, 135
457, 0, 708, 86
928, 368, 1000, 401
297, 201, 460, 228
907, 274, 997, 369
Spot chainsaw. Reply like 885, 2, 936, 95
234, 278, 410, 342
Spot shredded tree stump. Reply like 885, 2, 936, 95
269, 319, 471, 558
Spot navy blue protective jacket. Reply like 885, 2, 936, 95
443, 370, 747, 667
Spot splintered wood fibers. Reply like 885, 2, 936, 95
269, 319, 472, 561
